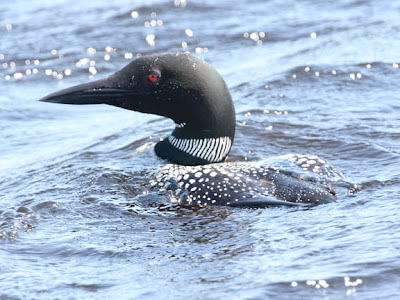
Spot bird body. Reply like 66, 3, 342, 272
41, 53, 343, 207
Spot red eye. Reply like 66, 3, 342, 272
147, 71, 160, 82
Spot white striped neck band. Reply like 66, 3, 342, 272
168, 135, 232, 163
175, 122, 186, 129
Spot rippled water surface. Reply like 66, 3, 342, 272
1, 0, 400, 299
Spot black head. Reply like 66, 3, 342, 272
40, 53, 236, 165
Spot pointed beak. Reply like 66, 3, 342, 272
40, 78, 137, 106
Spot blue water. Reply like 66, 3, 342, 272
1, 0, 400, 299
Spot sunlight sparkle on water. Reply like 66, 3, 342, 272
124, 53, 133, 59
87, 47, 96, 55
250, 32, 260, 40
195, 47, 208, 53
105, 46, 116, 53
14, 72, 23, 80
344, 277, 362, 287
146, 34, 156, 46
174, 0, 187, 7
305, 279, 329, 289
185, 29, 194, 37
243, 32, 266, 45
349, 73, 362, 80
89, 67, 97, 75
75, 58, 91, 67
145, 19, 163, 27
290, 277, 362, 294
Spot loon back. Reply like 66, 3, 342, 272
40, 52, 343, 207
40, 53, 235, 166
152, 154, 340, 207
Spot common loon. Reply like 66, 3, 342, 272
40, 52, 343, 207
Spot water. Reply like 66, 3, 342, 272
1, 0, 400, 298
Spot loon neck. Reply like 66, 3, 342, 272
155, 118, 235, 166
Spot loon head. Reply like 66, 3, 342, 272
41, 53, 236, 165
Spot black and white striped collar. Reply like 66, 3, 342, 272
175, 122, 186, 129
168, 135, 232, 163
